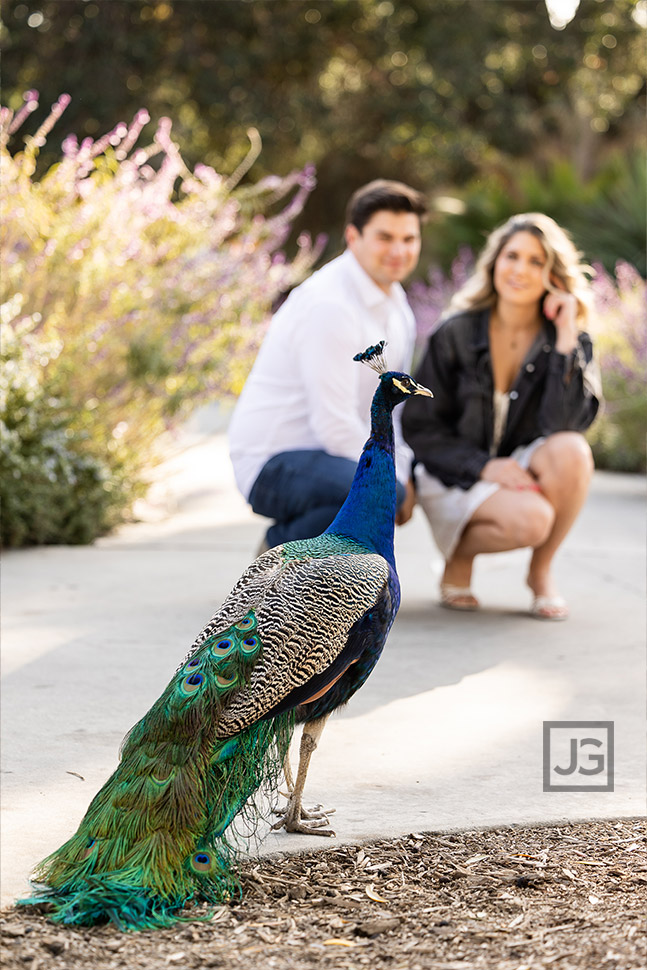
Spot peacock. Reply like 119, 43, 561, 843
21, 342, 433, 930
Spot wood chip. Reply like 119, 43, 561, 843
5, 818, 645, 970
355, 917, 401, 937
365, 884, 388, 902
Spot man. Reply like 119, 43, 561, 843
228, 179, 427, 549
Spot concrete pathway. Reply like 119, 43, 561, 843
2, 426, 645, 907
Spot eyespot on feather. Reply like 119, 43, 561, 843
211, 638, 234, 658
215, 672, 238, 689
151, 766, 173, 785
190, 850, 213, 873
235, 614, 255, 631
241, 636, 259, 654
180, 672, 204, 695
78, 838, 97, 861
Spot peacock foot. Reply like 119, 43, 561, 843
271, 800, 336, 836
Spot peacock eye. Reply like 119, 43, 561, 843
393, 376, 412, 393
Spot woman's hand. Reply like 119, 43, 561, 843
544, 277, 578, 355
480, 458, 541, 491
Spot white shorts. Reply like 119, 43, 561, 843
414, 438, 546, 560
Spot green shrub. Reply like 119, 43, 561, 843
0, 94, 322, 545
0, 311, 128, 546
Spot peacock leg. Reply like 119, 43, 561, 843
280, 743, 330, 821
281, 748, 295, 794
272, 715, 336, 836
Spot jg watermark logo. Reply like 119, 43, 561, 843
543, 721, 614, 792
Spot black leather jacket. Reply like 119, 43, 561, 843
402, 309, 602, 490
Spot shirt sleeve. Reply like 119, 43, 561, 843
537, 332, 602, 434
391, 294, 417, 483
295, 301, 369, 462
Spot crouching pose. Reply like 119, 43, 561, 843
402, 213, 601, 620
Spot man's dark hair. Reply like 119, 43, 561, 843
345, 179, 428, 233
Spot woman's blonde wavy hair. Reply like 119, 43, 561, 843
447, 213, 592, 325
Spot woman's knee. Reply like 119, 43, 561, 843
556, 432, 594, 475
533, 433, 594, 490
506, 495, 555, 548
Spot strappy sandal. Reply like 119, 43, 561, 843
530, 595, 569, 621
440, 584, 480, 611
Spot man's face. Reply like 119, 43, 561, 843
345, 210, 422, 293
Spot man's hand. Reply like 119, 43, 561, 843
395, 477, 416, 525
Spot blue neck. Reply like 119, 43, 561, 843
324, 383, 397, 567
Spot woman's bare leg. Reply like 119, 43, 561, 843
526, 433, 594, 600
442, 488, 554, 591
442, 433, 593, 611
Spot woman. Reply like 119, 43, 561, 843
402, 213, 601, 619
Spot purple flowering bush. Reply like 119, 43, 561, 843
586, 262, 646, 473
1, 93, 323, 545
407, 247, 475, 351
407, 256, 646, 473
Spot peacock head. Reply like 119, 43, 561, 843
379, 370, 434, 406
354, 341, 433, 406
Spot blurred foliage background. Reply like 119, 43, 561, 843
0, 100, 322, 546
1, 0, 645, 544
3, 0, 645, 270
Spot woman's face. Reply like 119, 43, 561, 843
493, 231, 549, 309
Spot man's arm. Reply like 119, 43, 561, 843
297, 303, 369, 461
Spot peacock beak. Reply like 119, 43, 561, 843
412, 380, 434, 398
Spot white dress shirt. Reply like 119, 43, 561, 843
228, 250, 416, 499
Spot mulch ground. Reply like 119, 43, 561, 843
2, 818, 645, 970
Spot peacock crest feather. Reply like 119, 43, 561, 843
353, 339, 388, 374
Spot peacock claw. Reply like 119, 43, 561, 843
271, 802, 336, 836
304, 803, 336, 820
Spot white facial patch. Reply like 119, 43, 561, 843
392, 378, 411, 394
